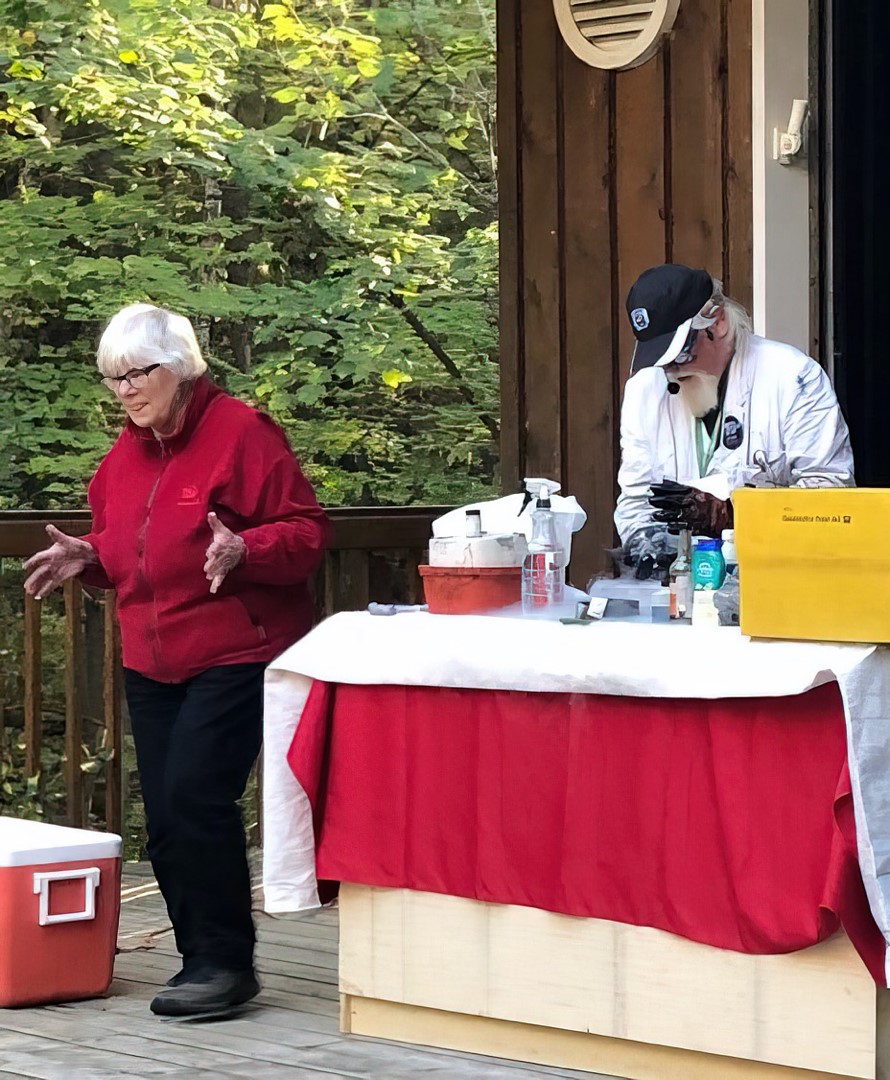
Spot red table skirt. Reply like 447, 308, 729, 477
287, 680, 885, 984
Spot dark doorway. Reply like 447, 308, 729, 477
823, 0, 890, 486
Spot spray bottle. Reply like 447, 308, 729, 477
520, 478, 565, 615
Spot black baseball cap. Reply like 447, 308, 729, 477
626, 264, 717, 373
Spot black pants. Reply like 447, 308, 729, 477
125, 663, 264, 973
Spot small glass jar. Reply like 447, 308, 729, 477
465, 510, 482, 538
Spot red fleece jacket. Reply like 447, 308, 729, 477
82, 377, 330, 682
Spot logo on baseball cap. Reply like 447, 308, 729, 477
626, 265, 718, 374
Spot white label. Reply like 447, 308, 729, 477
586, 597, 608, 620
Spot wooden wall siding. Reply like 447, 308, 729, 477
497, 0, 753, 586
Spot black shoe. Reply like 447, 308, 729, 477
150, 968, 260, 1017
165, 959, 203, 987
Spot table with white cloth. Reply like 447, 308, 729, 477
262, 612, 890, 1080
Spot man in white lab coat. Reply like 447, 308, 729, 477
615, 264, 854, 554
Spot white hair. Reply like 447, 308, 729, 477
97, 304, 207, 380
709, 277, 751, 354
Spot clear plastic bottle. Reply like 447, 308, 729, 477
720, 528, 737, 577
521, 494, 565, 614
668, 528, 692, 620
714, 529, 739, 625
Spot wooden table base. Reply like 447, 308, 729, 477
339, 885, 890, 1080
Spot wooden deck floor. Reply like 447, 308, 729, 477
0, 862, 612, 1079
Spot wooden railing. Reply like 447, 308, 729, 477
0, 507, 446, 838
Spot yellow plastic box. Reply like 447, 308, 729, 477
733, 487, 890, 644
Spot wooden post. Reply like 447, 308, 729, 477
323, 550, 336, 618
327, 549, 370, 613
518, 0, 563, 486
102, 595, 122, 837
23, 593, 42, 779
562, 47, 617, 581
404, 550, 422, 605
64, 579, 85, 828
497, 0, 523, 494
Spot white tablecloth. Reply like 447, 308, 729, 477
262, 612, 890, 979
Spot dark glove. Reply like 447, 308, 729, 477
634, 554, 656, 581
649, 479, 734, 538
624, 524, 673, 574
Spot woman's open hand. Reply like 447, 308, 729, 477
22, 525, 98, 600
204, 512, 246, 594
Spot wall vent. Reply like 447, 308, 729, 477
553, 0, 681, 70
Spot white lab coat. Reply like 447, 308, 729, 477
615, 334, 855, 545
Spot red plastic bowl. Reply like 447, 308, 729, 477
418, 564, 521, 615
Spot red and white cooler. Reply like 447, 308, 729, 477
0, 816, 122, 1007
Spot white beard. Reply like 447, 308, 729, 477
674, 372, 721, 418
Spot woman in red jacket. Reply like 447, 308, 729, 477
23, 304, 330, 1018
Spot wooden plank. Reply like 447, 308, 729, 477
560, 45, 617, 587
344, 996, 861, 1080
255, 934, 338, 958
326, 549, 370, 613
323, 550, 336, 615
403, 550, 422, 605
257, 926, 340, 947
312, 548, 328, 622
340, 885, 880, 1079
0, 582, 7, 753
0, 1038, 220, 1080
12, 1007, 341, 1059
725, 0, 754, 311
496, 0, 523, 493
615, 52, 668, 364
0, 509, 449, 559
668, 0, 726, 274
328, 507, 449, 551
63, 578, 85, 827
519, 0, 563, 482
0, 514, 91, 558
102, 594, 122, 836
22, 592, 41, 778
0, 646, 5, 754
0, 1016, 337, 1074
122, 937, 338, 974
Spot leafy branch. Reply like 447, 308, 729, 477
372, 288, 499, 440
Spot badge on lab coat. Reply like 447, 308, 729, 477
722, 415, 744, 450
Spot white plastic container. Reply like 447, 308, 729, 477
691, 590, 720, 628
650, 588, 671, 623
721, 528, 738, 572
0, 817, 122, 1007
428, 533, 528, 568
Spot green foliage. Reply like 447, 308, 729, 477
0, 0, 499, 508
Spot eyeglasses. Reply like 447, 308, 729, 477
673, 328, 700, 366
100, 364, 161, 391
